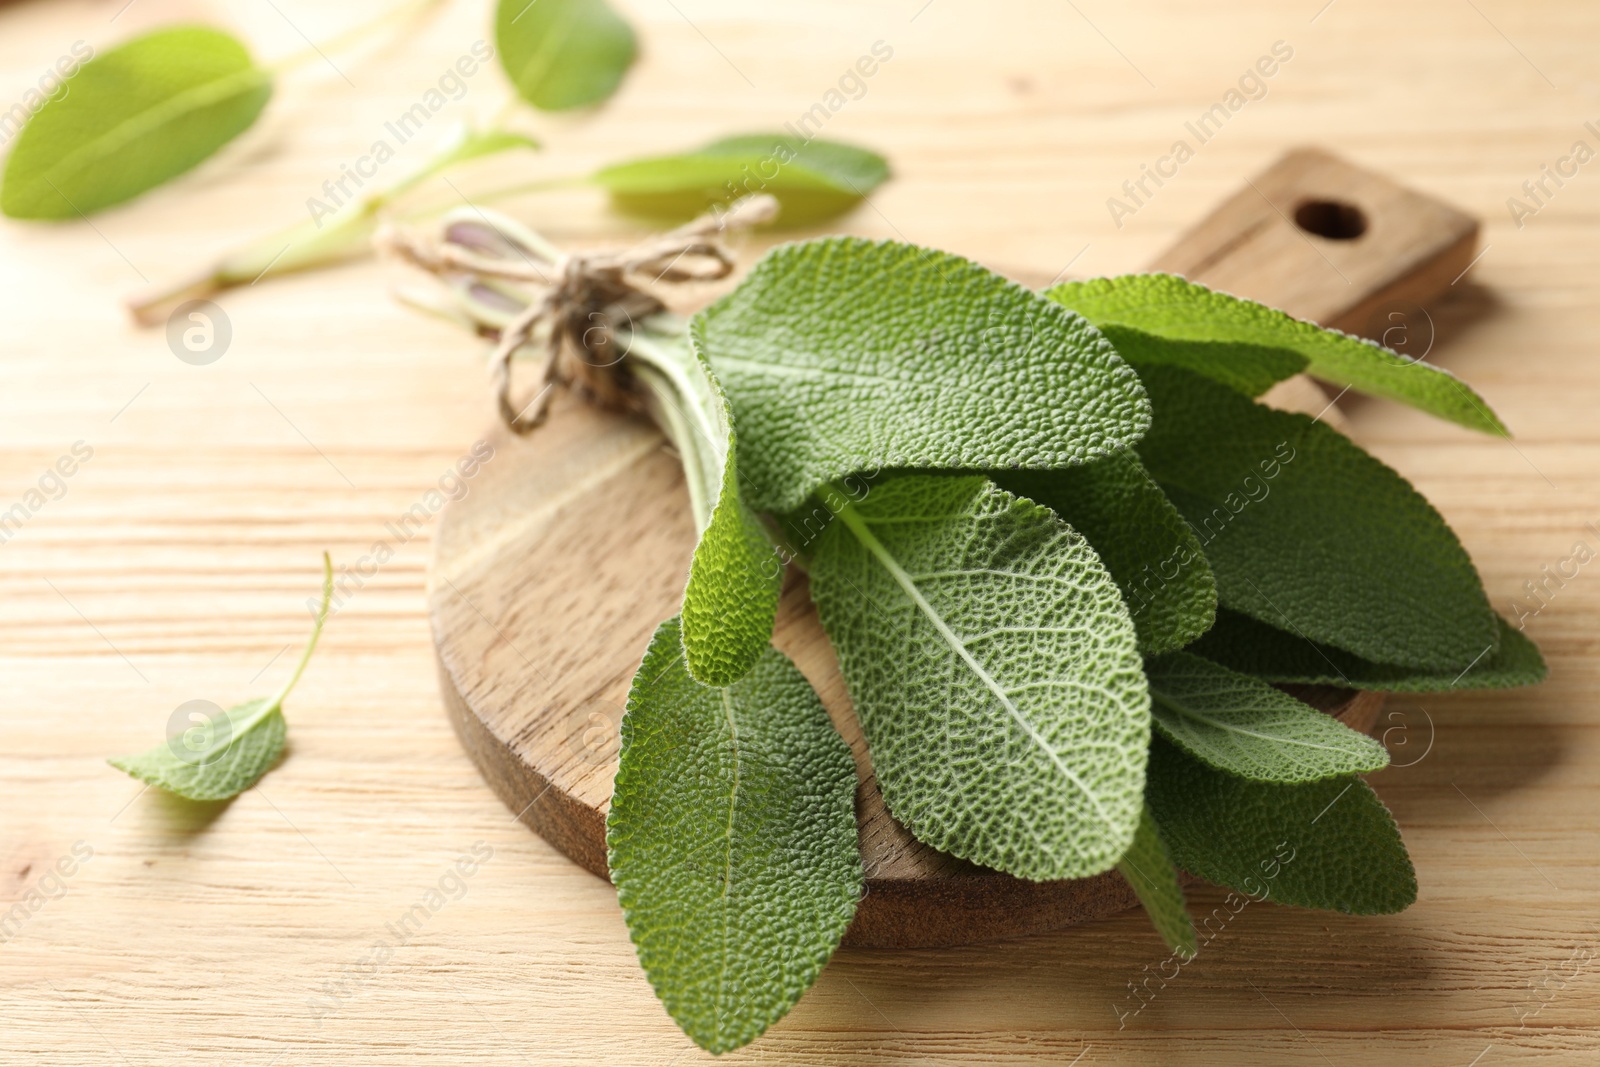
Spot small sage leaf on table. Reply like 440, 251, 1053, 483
1190, 608, 1547, 692
1144, 651, 1390, 783
996, 450, 1216, 654
1116, 804, 1197, 957
495, 0, 637, 111
2, 26, 272, 219
1045, 273, 1507, 435
621, 318, 779, 687
607, 618, 861, 1055
109, 554, 331, 801
1146, 738, 1417, 914
696, 236, 1152, 515
1136, 364, 1499, 672
593, 133, 890, 226
808, 474, 1149, 882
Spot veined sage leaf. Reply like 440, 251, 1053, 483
996, 450, 1215, 654
809, 474, 1149, 882
1136, 364, 1498, 672
1046, 273, 1507, 435
495, 0, 637, 111
1147, 738, 1417, 914
624, 318, 779, 687
1145, 651, 1389, 783
695, 236, 1151, 514
1189, 608, 1547, 692
593, 133, 890, 226
1117, 805, 1197, 956
109, 554, 331, 801
607, 618, 861, 1055
2, 26, 272, 219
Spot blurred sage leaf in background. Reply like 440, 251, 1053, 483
495, 0, 638, 111
592, 133, 891, 226
2, 26, 272, 219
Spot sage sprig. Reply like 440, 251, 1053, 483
109, 554, 332, 802
397, 224, 1544, 1054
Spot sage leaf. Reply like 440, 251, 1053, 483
809, 475, 1149, 882
1117, 805, 1197, 956
624, 318, 780, 687
996, 450, 1215, 654
695, 236, 1151, 514
1136, 364, 1498, 672
2, 26, 272, 219
1046, 273, 1507, 435
1190, 608, 1547, 692
607, 618, 861, 1054
109, 554, 331, 801
495, 0, 637, 111
1147, 738, 1416, 914
1145, 651, 1389, 783
593, 133, 890, 226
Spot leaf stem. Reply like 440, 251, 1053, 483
268, 553, 334, 712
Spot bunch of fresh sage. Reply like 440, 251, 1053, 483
392, 217, 1543, 1053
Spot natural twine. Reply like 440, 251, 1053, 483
380, 194, 779, 432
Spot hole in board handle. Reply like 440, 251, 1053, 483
1293, 198, 1368, 240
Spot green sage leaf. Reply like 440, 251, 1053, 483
625, 318, 780, 687
1147, 738, 1417, 914
593, 133, 890, 226
2, 26, 272, 219
109, 554, 331, 801
1117, 805, 1197, 957
1135, 364, 1498, 672
995, 450, 1215, 654
607, 618, 861, 1054
1189, 608, 1547, 692
1145, 651, 1389, 783
495, 0, 637, 111
1046, 273, 1507, 435
809, 474, 1149, 882
695, 236, 1151, 514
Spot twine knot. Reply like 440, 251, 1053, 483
379, 194, 778, 432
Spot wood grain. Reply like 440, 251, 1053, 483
431, 145, 1449, 947
3, 1, 1597, 1063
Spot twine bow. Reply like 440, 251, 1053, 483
380, 194, 778, 432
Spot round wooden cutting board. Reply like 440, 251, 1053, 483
429, 148, 1480, 948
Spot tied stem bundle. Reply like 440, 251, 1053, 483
379, 194, 778, 431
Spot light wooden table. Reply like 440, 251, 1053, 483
3, 0, 1597, 1063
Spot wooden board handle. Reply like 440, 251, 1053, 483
1147, 146, 1478, 339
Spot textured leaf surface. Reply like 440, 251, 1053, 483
1145, 652, 1389, 782
996, 451, 1215, 653
1136, 364, 1497, 672
2, 27, 271, 219
607, 619, 861, 1054
1190, 609, 1547, 692
1117, 805, 1197, 956
108, 699, 285, 802
495, 0, 636, 111
1147, 739, 1417, 914
593, 133, 889, 226
695, 237, 1151, 514
629, 320, 780, 687
809, 475, 1149, 881
109, 554, 330, 801
1046, 273, 1506, 434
